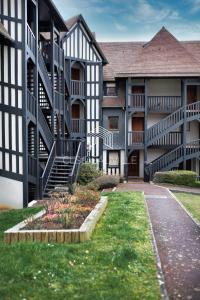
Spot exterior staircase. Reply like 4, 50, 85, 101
147, 101, 200, 146
146, 140, 200, 177
40, 139, 86, 198
43, 157, 74, 197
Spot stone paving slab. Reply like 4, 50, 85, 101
116, 183, 200, 300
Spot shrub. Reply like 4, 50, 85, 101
86, 181, 100, 191
77, 163, 102, 185
75, 187, 100, 204
93, 175, 120, 190
153, 170, 197, 186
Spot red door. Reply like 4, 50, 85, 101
132, 117, 144, 143
128, 151, 140, 177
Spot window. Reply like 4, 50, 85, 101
108, 151, 120, 166
104, 82, 117, 96
108, 116, 119, 131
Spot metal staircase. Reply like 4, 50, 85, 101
38, 50, 53, 105
88, 126, 113, 149
38, 105, 54, 151
147, 101, 200, 146
40, 139, 85, 198
43, 157, 74, 197
146, 140, 200, 177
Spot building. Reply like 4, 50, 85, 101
100, 27, 200, 180
0, 1, 200, 209
0, 1, 106, 208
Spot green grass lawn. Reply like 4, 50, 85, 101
0, 192, 160, 300
173, 192, 200, 222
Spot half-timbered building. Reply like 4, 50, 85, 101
1, 0, 200, 209
100, 27, 200, 180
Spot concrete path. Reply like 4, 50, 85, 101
116, 183, 200, 300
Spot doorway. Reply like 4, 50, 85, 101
128, 150, 140, 177
132, 117, 144, 144
132, 86, 145, 94
187, 85, 197, 104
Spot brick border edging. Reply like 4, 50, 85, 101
144, 193, 169, 300
4, 196, 108, 244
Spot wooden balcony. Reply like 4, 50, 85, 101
40, 41, 64, 68
128, 94, 145, 110
128, 94, 182, 113
71, 80, 85, 97
148, 96, 182, 113
128, 131, 144, 147
71, 119, 86, 135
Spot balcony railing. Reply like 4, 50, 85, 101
55, 91, 64, 112
71, 80, 85, 97
128, 94, 145, 109
148, 96, 182, 113
27, 24, 36, 56
128, 131, 144, 146
71, 119, 86, 134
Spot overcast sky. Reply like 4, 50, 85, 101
54, 0, 200, 42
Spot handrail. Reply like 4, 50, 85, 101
146, 139, 200, 177
69, 142, 82, 178
68, 140, 85, 184
40, 141, 56, 197
147, 101, 200, 145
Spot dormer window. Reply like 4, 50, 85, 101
104, 82, 117, 96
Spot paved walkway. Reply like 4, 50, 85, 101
116, 183, 200, 300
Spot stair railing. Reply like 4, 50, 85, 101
68, 140, 85, 184
38, 50, 53, 104
38, 105, 54, 150
147, 101, 200, 146
40, 141, 56, 198
146, 139, 200, 179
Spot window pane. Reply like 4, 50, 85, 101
108, 116, 119, 130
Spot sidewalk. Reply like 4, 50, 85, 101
116, 183, 200, 300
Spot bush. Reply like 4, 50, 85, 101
93, 175, 120, 190
153, 170, 197, 186
86, 181, 100, 191
75, 187, 100, 204
77, 163, 102, 185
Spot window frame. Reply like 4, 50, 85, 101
108, 116, 119, 131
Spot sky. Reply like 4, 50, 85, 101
53, 0, 200, 42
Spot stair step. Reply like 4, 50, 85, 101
49, 175, 69, 179
50, 172, 71, 175
48, 180, 69, 183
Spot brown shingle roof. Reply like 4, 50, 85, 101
100, 27, 200, 80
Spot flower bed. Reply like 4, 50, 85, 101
4, 189, 108, 244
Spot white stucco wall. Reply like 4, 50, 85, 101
120, 150, 125, 177
0, 176, 23, 208
148, 79, 181, 96
147, 149, 167, 163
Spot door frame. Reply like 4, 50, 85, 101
128, 150, 140, 177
